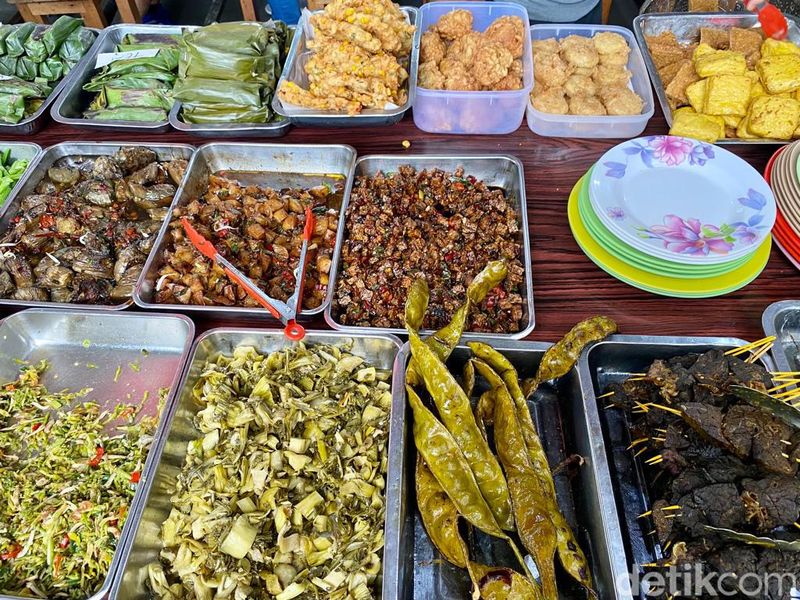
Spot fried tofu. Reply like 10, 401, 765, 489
704, 74, 751, 115
669, 108, 724, 142
693, 42, 716, 61
729, 28, 762, 67
694, 49, 747, 77
685, 78, 708, 112
761, 38, 800, 58
649, 43, 687, 69
658, 59, 690, 86
722, 115, 742, 128
747, 95, 800, 139
688, 0, 718, 11
699, 28, 729, 50
736, 113, 759, 139
757, 54, 800, 94
665, 61, 700, 105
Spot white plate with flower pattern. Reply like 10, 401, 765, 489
589, 135, 776, 265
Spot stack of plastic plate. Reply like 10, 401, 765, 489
568, 135, 775, 298
765, 142, 800, 270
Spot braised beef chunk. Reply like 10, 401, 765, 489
670, 456, 757, 499
676, 483, 745, 536
706, 546, 761, 597
681, 402, 731, 451
741, 477, 800, 531
690, 349, 730, 394
722, 405, 797, 477
729, 357, 774, 392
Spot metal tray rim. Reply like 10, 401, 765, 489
0, 307, 196, 600
762, 299, 799, 372
107, 326, 404, 600
132, 142, 357, 319
0, 141, 196, 311
323, 153, 536, 339
271, 6, 420, 126
50, 24, 186, 133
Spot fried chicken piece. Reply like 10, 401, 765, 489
532, 86, 569, 114
418, 60, 445, 89
568, 94, 606, 115
560, 34, 599, 69
534, 52, 572, 87
533, 38, 560, 55
564, 73, 597, 97
474, 41, 514, 87
277, 81, 362, 114
603, 87, 644, 115
420, 30, 446, 64
482, 15, 525, 58
446, 31, 482, 66
434, 9, 473, 41
494, 58, 523, 90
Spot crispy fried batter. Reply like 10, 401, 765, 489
494, 58, 523, 90
533, 38, 560, 55
593, 64, 632, 88
418, 60, 445, 89
560, 34, 599, 69
446, 31, 482, 66
278, 81, 362, 114
568, 94, 606, 115
420, 30, 446, 64
531, 86, 569, 114
482, 15, 525, 58
434, 9, 473, 41
603, 87, 644, 115
534, 51, 572, 87
593, 31, 629, 56
564, 73, 597, 98
474, 41, 514, 87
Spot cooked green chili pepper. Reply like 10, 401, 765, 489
463, 359, 475, 398
474, 389, 493, 443
405, 261, 507, 387
470, 562, 543, 600
469, 344, 597, 597
522, 316, 617, 397
408, 331, 514, 531
472, 359, 559, 600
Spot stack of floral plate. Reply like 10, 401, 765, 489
765, 143, 800, 270
568, 135, 775, 298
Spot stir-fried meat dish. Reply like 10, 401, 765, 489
0, 147, 186, 305
154, 174, 342, 309
608, 351, 800, 599
334, 166, 525, 332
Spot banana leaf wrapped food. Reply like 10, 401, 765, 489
173, 77, 262, 107
38, 57, 65, 82
90, 85, 172, 110
180, 103, 271, 123
0, 24, 13, 55
58, 27, 95, 63
0, 76, 51, 98
5, 23, 35, 58
14, 57, 38, 82
22, 29, 47, 63
84, 107, 167, 121
0, 56, 16, 77
42, 15, 82, 55
122, 32, 181, 46
0, 93, 25, 123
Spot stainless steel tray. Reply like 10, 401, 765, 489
0, 142, 42, 210
324, 154, 536, 339
577, 334, 775, 599
134, 142, 357, 319
386, 339, 628, 600
0, 141, 196, 311
51, 24, 183, 134
272, 7, 420, 127
762, 299, 800, 372
0, 25, 99, 136
0, 307, 194, 600
168, 101, 292, 138
633, 12, 800, 144
108, 328, 403, 600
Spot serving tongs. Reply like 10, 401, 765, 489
181, 207, 316, 341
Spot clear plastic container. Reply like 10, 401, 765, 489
526, 24, 655, 139
413, 2, 533, 135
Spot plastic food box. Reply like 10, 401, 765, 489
412, 1, 533, 135
526, 24, 654, 139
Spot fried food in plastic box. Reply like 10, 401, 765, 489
568, 94, 606, 115
669, 107, 724, 142
665, 61, 700, 105
593, 32, 630, 66
761, 38, 800, 58
482, 15, 525, 58
560, 35, 599, 69
474, 42, 514, 87
420, 30, 446, 64
534, 52, 572, 87
704, 74, 752, 116
699, 28, 729, 50
757, 54, 800, 94
418, 61, 445, 89
533, 38, 560, 56
494, 58, 523, 90
564, 73, 597, 97
593, 64, 632, 88
446, 31, 481, 66
604, 87, 644, 115
747, 95, 800, 139
434, 9, 473, 41
694, 48, 747, 77
685, 78, 707, 112
532, 86, 569, 114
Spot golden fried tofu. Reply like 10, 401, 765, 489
420, 30, 446, 64
564, 73, 597, 98
688, 0, 718, 11
694, 49, 747, 77
474, 42, 514, 87
646, 32, 679, 47
736, 113, 758, 138
758, 54, 800, 94
531, 86, 569, 114
794, 122, 800, 138
604, 87, 644, 115
761, 38, 800, 58
685, 78, 708, 112
704, 74, 751, 115
534, 52, 572, 87
568, 94, 606, 115
434, 9, 473, 41
722, 115, 742, 128
533, 38, 560, 56
658, 59, 690, 87
748, 95, 800, 139
729, 28, 762, 68
649, 43, 686, 69
666, 61, 700, 105
669, 108, 724, 142
693, 43, 716, 61
561, 35, 599, 69
482, 15, 525, 59
699, 28, 729, 50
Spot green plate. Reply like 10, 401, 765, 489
578, 166, 751, 279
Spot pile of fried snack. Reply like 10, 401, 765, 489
531, 32, 645, 116
648, 27, 800, 141
418, 10, 526, 91
277, 0, 415, 114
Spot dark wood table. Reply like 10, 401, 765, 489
11, 108, 799, 343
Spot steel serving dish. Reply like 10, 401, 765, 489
0, 25, 99, 136
51, 24, 183, 134
272, 7, 420, 127
134, 142, 357, 319
0, 141, 196, 311
0, 142, 42, 209
108, 328, 402, 600
762, 299, 800, 372
385, 339, 629, 600
633, 13, 800, 144
577, 334, 775, 599
324, 154, 536, 339
0, 307, 194, 600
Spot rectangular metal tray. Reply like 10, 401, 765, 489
108, 328, 403, 600
51, 24, 183, 134
633, 12, 800, 144
168, 101, 292, 138
324, 154, 536, 339
272, 7, 420, 127
385, 339, 628, 600
0, 142, 42, 210
0, 307, 195, 600
763, 299, 800, 372
0, 141, 196, 311
0, 25, 99, 136
134, 142, 357, 319
577, 334, 775, 599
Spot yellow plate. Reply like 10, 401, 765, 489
569, 175, 771, 297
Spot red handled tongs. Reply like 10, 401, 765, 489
181, 207, 316, 341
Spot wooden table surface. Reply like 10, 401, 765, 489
12, 108, 798, 343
